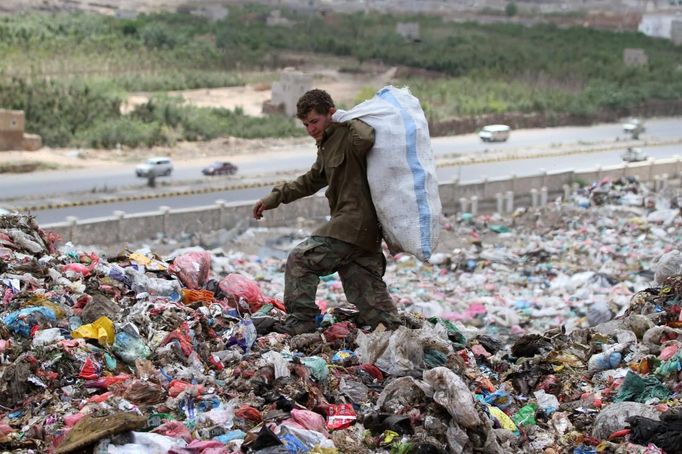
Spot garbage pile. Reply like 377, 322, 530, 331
0, 174, 680, 453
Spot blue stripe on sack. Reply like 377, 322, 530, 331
377, 87, 432, 259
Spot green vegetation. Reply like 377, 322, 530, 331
505, 2, 518, 17
0, 8, 680, 147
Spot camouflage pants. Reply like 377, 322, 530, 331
284, 235, 400, 328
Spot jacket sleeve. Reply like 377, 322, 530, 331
348, 119, 375, 157
261, 155, 327, 208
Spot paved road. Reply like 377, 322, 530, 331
34, 143, 682, 225
5, 117, 682, 200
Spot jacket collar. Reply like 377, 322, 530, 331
319, 123, 341, 146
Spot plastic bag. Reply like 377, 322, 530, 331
125, 267, 182, 297
591, 401, 660, 439
613, 371, 671, 403
106, 432, 188, 453
376, 376, 430, 413
289, 409, 329, 437
300, 356, 329, 381
323, 321, 354, 343
31, 327, 63, 347
261, 350, 291, 379
333, 86, 441, 262
113, 330, 152, 365
71, 316, 115, 346
2, 306, 56, 337
227, 319, 257, 352
652, 250, 682, 285
218, 274, 264, 311
326, 404, 357, 430
512, 404, 537, 427
170, 251, 211, 289
423, 367, 481, 429
151, 421, 193, 443
374, 326, 424, 376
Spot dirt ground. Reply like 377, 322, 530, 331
123, 66, 396, 116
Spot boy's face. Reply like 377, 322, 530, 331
300, 109, 333, 142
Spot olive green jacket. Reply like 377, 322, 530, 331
261, 119, 381, 252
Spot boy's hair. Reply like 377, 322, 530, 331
296, 89, 335, 119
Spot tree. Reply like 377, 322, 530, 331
505, 2, 518, 17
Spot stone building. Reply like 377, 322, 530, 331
0, 110, 42, 151
264, 70, 312, 117
623, 48, 649, 66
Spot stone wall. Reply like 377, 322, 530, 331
42, 156, 682, 248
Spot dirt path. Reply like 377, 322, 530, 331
123, 67, 397, 116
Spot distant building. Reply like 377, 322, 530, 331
116, 9, 139, 20
623, 48, 649, 66
265, 70, 312, 117
190, 5, 229, 22
0, 110, 41, 151
396, 22, 420, 42
671, 19, 682, 44
639, 12, 682, 39
266, 10, 294, 27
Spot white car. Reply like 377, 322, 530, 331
621, 147, 647, 162
622, 118, 645, 136
135, 157, 173, 178
479, 124, 511, 142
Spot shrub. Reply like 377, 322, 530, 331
76, 117, 176, 148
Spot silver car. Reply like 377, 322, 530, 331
135, 157, 173, 177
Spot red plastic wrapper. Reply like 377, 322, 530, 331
171, 251, 211, 290
218, 274, 264, 311
235, 404, 262, 423
160, 321, 194, 357
208, 354, 224, 371
85, 374, 132, 389
181, 288, 215, 305
359, 363, 384, 381
152, 421, 193, 443
323, 321, 355, 343
78, 356, 101, 380
86, 392, 113, 404
168, 379, 205, 398
326, 403, 357, 430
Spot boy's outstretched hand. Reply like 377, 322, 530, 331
252, 200, 266, 220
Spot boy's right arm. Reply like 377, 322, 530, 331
253, 156, 326, 219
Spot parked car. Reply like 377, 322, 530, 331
622, 118, 645, 137
135, 157, 173, 178
479, 124, 511, 142
202, 161, 238, 176
621, 147, 648, 162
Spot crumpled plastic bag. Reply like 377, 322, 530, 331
151, 421, 193, 443
652, 250, 682, 285
112, 330, 152, 365
286, 409, 329, 437
106, 432, 187, 454
125, 267, 182, 297
71, 316, 115, 346
218, 273, 264, 311
591, 401, 660, 439
170, 251, 211, 289
3, 306, 56, 337
376, 376, 431, 413
423, 367, 481, 429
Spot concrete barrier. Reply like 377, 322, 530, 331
43, 156, 682, 247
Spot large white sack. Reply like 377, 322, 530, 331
333, 86, 441, 261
